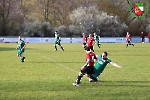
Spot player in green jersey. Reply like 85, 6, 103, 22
54, 31, 64, 51
93, 32, 101, 48
16, 36, 26, 62
89, 51, 122, 82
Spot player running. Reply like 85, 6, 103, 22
89, 52, 123, 82
93, 32, 101, 48
73, 46, 97, 86
54, 31, 64, 51
126, 32, 134, 48
16, 36, 26, 62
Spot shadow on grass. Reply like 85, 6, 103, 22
0, 47, 15, 51
98, 80, 150, 87
0, 47, 35, 51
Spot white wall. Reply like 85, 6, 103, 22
0, 37, 149, 43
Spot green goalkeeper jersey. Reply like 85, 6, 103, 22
92, 55, 111, 78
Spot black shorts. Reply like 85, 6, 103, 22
83, 42, 86, 46
88, 46, 94, 51
127, 41, 131, 44
81, 66, 94, 75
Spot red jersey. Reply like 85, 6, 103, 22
148, 33, 150, 38
82, 34, 87, 42
86, 52, 97, 66
126, 34, 131, 41
87, 37, 95, 46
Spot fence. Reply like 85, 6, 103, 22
0, 36, 149, 43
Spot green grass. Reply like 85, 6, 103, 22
0, 43, 150, 100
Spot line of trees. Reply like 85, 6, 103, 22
0, 0, 150, 37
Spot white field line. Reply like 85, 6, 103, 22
0, 52, 78, 81
36, 52, 78, 74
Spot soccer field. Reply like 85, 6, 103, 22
0, 43, 150, 100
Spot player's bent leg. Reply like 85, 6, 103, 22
18, 50, 23, 62
57, 41, 64, 51
97, 41, 101, 48
76, 72, 84, 83
126, 43, 128, 47
83, 42, 86, 48
22, 52, 25, 62
54, 44, 57, 51
73, 72, 83, 86
58, 44, 64, 51
73, 68, 86, 86
97, 43, 100, 48
20, 53, 25, 62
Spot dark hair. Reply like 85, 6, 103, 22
103, 51, 108, 56
85, 46, 90, 51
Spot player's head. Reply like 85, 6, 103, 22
93, 32, 96, 35
85, 46, 90, 52
89, 34, 92, 37
18, 36, 21, 40
55, 31, 58, 34
127, 32, 129, 35
102, 51, 108, 59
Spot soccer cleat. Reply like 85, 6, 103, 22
23, 57, 25, 61
73, 83, 79, 86
21, 57, 25, 62
89, 78, 94, 82
89, 78, 100, 83
54, 49, 57, 51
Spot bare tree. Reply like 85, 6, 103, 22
0, 0, 24, 36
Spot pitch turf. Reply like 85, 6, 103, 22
0, 43, 150, 100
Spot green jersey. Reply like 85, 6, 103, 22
17, 39, 26, 55
55, 33, 60, 42
94, 35, 99, 41
18, 40, 26, 50
92, 55, 111, 78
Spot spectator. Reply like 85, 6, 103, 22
141, 32, 145, 43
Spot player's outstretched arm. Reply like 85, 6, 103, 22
110, 62, 122, 68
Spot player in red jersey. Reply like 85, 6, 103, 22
87, 34, 95, 52
73, 46, 97, 86
126, 32, 134, 48
82, 33, 87, 48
